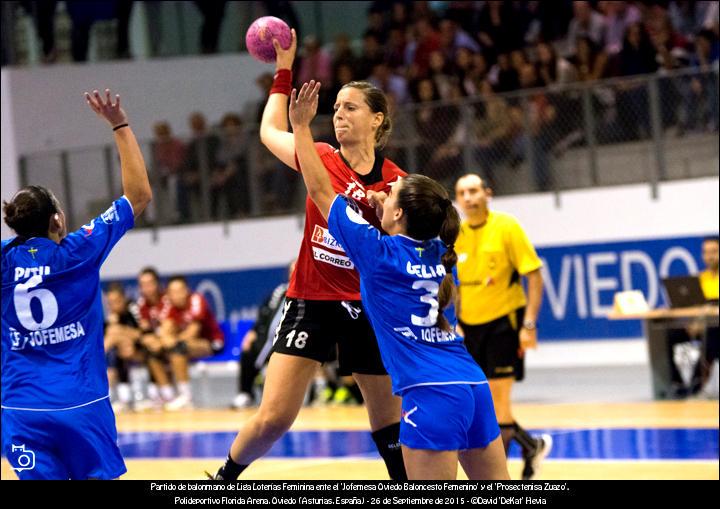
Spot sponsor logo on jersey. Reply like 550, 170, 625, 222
312, 246, 355, 270
420, 327, 457, 343
393, 327, 418, 340
81, 219, 95, 236
9, 321, 86, 351
311, 225, 346, 252
101, 202, 119, 224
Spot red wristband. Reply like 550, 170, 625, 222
270, 69, 292, 96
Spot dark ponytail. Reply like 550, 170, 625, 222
2, 186, 60, 238
437, 200, 460, 332
397, 175, 461, 332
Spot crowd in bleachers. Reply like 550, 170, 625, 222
299, 1, 719, 190
149, 1, 720, 215
304, 1, 719, 107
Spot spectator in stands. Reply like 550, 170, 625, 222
233, 260, 296, 409
565, 1, 607, 57
615, 23, 658, 141
427, 51, 455, 99
600, 1, 643, 57
365, 5, 388, 44
19, 1, 58, 63
570, 36, 609, 83
473, 80, 522, 190
470, 52, 490, 84
678, 29, 720, 134
152, 121, 185, 224
667, 1, 714, 39
136, 267, 173, 409
511, 49, 531, 78
193, 1, 226, 54
535, 41, 577, 87
438, 18, 480, 63
409, 16, 442, 80
160, 276, 225, 411
65, 0, 122, 62
491, 52, 521, 93
104, 282, 141, 412
179, 112, 220, 222
213, 113, 247, 219
422, 80, 465, 187
385, 26, 409, 71
454, 47, 480, 97
356, 32, 385, 80
368, 62, 409, 105
413, 78, 461, 184
475, 1, 525, 61
297, 34, 333, 106
331, 33, 358, 75
389, 1, 410, 31
514, 65, 558, 191
250, 74, 300, 212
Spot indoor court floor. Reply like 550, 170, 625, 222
2, 401, 718, 480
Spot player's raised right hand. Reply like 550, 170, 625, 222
84, 88, 128, 129
273, 28, 297, 71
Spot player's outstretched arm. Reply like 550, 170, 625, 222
85, 88, 151, 218
259, 29, 299, 171
289, 80, 335, 219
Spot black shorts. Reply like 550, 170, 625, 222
460, 308, 526, 381
271, 298, 387, 376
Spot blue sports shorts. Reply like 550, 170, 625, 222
2, 397, 126, 480
399, 383, 500, 451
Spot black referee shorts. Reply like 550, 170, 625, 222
460, 307, 526, 381
271, 298, 387, 376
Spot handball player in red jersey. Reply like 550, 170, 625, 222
159, 276, 224, 410
213, 29, 408, 480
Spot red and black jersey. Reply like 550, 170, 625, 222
137, 293, 169, 333
160, 293, 224, 345
289, 142, 406, 301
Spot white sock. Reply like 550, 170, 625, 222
147, 383, 159, 400
178, 382, 192, 400
313, 377, 328, 391
160, 385, 175, 401
117, 383, 132, 403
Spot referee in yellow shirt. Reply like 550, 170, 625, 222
696, 237, 718, 396
454, 174, 551, 480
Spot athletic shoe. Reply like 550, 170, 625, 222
164, 393, 194, 411
521, 434, 553, 480
232, 392, 255, 409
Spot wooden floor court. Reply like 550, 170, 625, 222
2, 400, 718, 480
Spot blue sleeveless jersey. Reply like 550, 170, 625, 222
327, 195, 485, 395
1, 197, 134, 410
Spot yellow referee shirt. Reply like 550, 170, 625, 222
700, 270, 719, 300
456, 211, 543, 325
